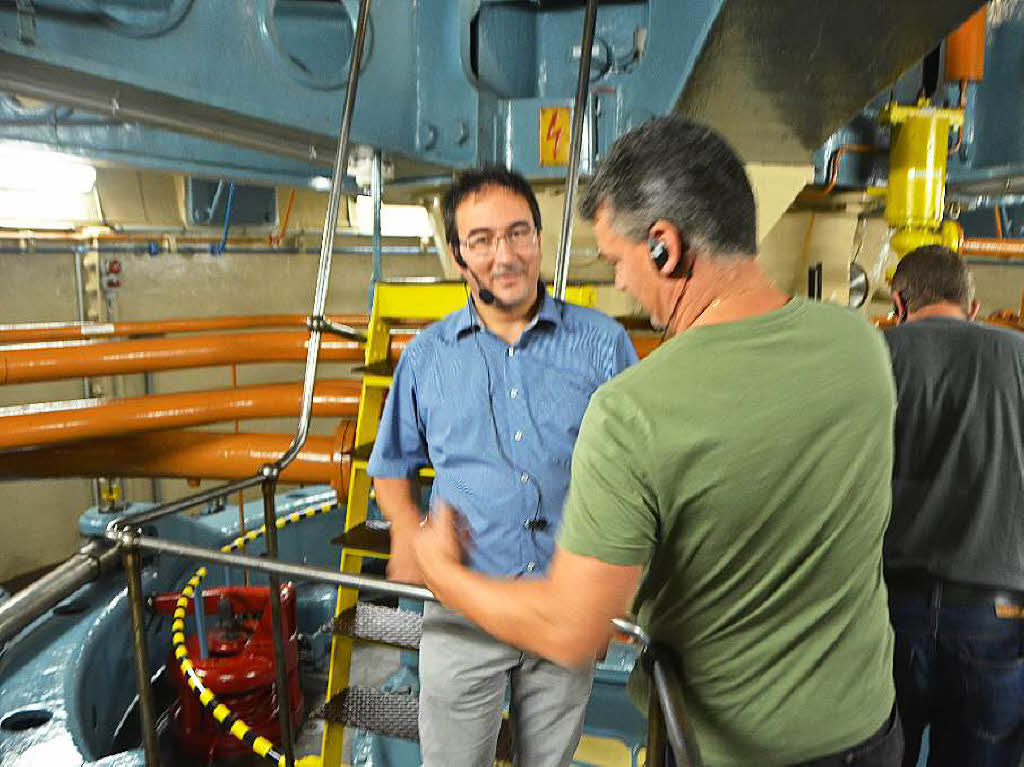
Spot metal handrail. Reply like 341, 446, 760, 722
553, 0, 598, 301
110, 523, 701, 767
274, 0, 371, 474
614, 619, 703, 766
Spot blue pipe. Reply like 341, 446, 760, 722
210, 182, 237, 255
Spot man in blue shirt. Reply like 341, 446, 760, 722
368, 165, 636, 766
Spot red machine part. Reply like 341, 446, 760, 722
151, 584, 304, 762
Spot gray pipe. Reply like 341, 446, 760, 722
0, 540, 120, 646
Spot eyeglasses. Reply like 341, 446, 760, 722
459, 222, 538, 257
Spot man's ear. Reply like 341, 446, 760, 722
891, 290, 907, 323
648, 219, 692, 278
969, 299, 980, 320
451, 246, 467, 274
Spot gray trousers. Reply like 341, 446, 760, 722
418, 602, 594, 767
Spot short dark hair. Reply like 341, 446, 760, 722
890, 246, 975, 315
441, 165, 542, 253
579, 116, 756, 257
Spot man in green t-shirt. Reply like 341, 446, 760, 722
414, 117, 901, 766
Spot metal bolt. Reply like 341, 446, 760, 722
418, 123, 438, 151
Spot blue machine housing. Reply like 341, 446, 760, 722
0, 486, 645, 766
0, 487, 342, 766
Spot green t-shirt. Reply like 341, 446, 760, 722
559, 297, 896, 766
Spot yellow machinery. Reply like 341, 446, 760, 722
879, 100, 964, 258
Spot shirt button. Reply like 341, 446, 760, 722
526, 562, 536, 572
508, 347, 515, 357
510, 387, 519, 398
514, 430, 523, 442
520, 472, 529, 483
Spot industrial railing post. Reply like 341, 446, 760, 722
260, 470, 295, 767
368, 148, 383, 312
274, 0, 372, 472
553, 0, 598, 300
123, 534, 160, 766
646, 677, 667, 767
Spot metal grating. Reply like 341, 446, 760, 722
313, 685, 514, 760
313, 686, 420, 741
325, 602, 423, 650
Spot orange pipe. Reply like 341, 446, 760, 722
945, 5, 988, 82
0, 314, 368, 345
995, 207, 1004, 238
804, 144, 878, 197
0, 327, 661, 385
0, 425, 354, 491
269, 189, 297, 247
960, 238, 1024, 259
0, 380, 360, 451
0, 332, 374, 385
631, 335, 659, 359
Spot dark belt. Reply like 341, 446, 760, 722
886, 570, 1024, 608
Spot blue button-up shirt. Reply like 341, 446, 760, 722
368, 290, 637, 576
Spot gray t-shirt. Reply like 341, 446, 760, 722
884, 318, 1024, 590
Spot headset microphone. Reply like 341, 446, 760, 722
455, 252, 495, 305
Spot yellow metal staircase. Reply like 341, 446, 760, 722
319, 281, 597, 765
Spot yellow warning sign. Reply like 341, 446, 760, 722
540, 107, 571, 166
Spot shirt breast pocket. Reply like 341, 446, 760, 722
532, 368, 601, 462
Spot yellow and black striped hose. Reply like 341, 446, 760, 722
169, 502, 336, 767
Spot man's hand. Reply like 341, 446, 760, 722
413, 501, 466, 595
387, 519, 425, 584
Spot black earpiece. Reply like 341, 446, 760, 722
649, 239, 669, 270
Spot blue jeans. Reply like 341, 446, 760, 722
888, 584, 1024, 767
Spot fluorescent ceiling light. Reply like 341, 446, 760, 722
352, 196, 432, 238
0, 145, 96, 194
0, 188, 99, 229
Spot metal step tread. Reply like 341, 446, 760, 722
331, 520, 391, 554
327, 602, 422, 650
314, 685, 513, 759
313, 686, 419, 741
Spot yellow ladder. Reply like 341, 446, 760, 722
320, 281, 597, 765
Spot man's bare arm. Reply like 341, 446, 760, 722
415, 504, 642, 667
374, 476, 425, 584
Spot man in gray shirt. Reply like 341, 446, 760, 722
885, 245, 1024, 766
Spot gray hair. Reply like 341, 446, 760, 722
891, 245, 975, 315
579, 117, 757, 258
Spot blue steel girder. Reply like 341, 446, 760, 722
0, 1, 725, 181
0, 96, 332, 187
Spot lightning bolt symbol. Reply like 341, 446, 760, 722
546, 112, 563, 158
